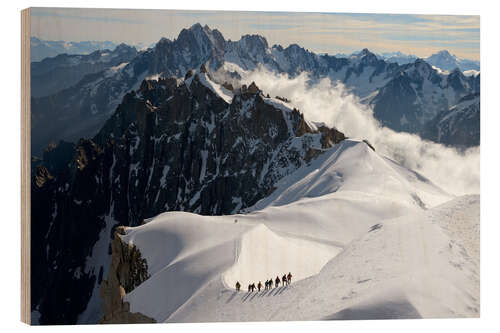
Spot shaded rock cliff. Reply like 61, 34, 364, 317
100, 226, 155, 324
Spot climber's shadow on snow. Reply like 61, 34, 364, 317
249, 292, 259, 301
258, 289, 270, 297
276, 286, 288, 295
241, 292, 252, 302
238, 285, 291, 302
225, 291, 238, 304
267, 286, 287, 296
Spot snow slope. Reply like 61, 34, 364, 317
198, 72, 233, 104
117, 140, 477, 322
171, 195, 479, 322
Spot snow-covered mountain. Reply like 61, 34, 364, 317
29, 22, 481, 326
334, 51, 417, 65
30, 28, 480, 324
31, 24, 480, 155
425, 50, 480, 72
30, 24, 227, 155
370, 60, 479, 134
30, 71, 345, 324
378, 51, 418, 65
31, 44, 138, 98
30, 37, 119, 62
424, 93, 480, 147
99, 140, 478, 323
340, 49, 480, 73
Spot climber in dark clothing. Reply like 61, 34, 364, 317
275, 276, 280, 288
248, 284, 252, 292
258, 281, 262, 292
236, 281, 241, 291
282, 275, 287, 286
287, 272, 292, 285
264, 280, 269, 290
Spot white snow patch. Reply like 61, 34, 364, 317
463, 69, 480, 77
117, 140, 474, 323
199, 150, 208, 182
432, 65, 450, 75
223, 223, 340, 289
262, 96, 294, 113
105, 62, 128, 77
198, 73, 233, 104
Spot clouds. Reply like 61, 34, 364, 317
237, 67, 479, 196
30, 8, 479, 60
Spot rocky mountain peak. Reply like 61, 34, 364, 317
358, 48, 378, 65
360, 48, 371, 55
285, 43, 306, 54
411, 58, 434, 79
447, 68, 468, 91
156, 37, 171, 46
114, 43, 135, 51
272, 44, 284, 52
199, 63, 207, 73
435, 49, 453, 58
240, 34, 269, 52
178, 23, 225, 52
189, 22, 203, 31
244, 81, 260, 94
347, 48, 379, 68
424, 49, 475, 72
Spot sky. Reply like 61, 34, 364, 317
30, 8, 480, 60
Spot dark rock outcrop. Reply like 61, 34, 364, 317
99, 227, 154, 324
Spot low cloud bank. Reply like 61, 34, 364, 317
236, 67, 479, 196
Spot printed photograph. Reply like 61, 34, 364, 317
28, 8, 480, 324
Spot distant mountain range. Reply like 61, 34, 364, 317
31, 44, 138, 98
425, 50, 480, 72
30, 37, 155, 62
337, 49, 480, 72
30, 23, 480, 156
30, 37, 119, 62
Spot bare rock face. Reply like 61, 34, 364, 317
222, 82, 234, 91
100, 227, 155, 324
34, 166, 53, 187
317, 125, 346, 148
199, 63, 208, 73
247, 81, 260, 94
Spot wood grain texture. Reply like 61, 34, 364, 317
21, 7, 31, 325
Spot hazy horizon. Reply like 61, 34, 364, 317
30, 8, 480, 61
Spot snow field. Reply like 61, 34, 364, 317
117, 140, 477, 322
223, 224, 341, 290
169, 195, 479, 322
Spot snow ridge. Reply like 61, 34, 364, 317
115, 140, 477, 322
